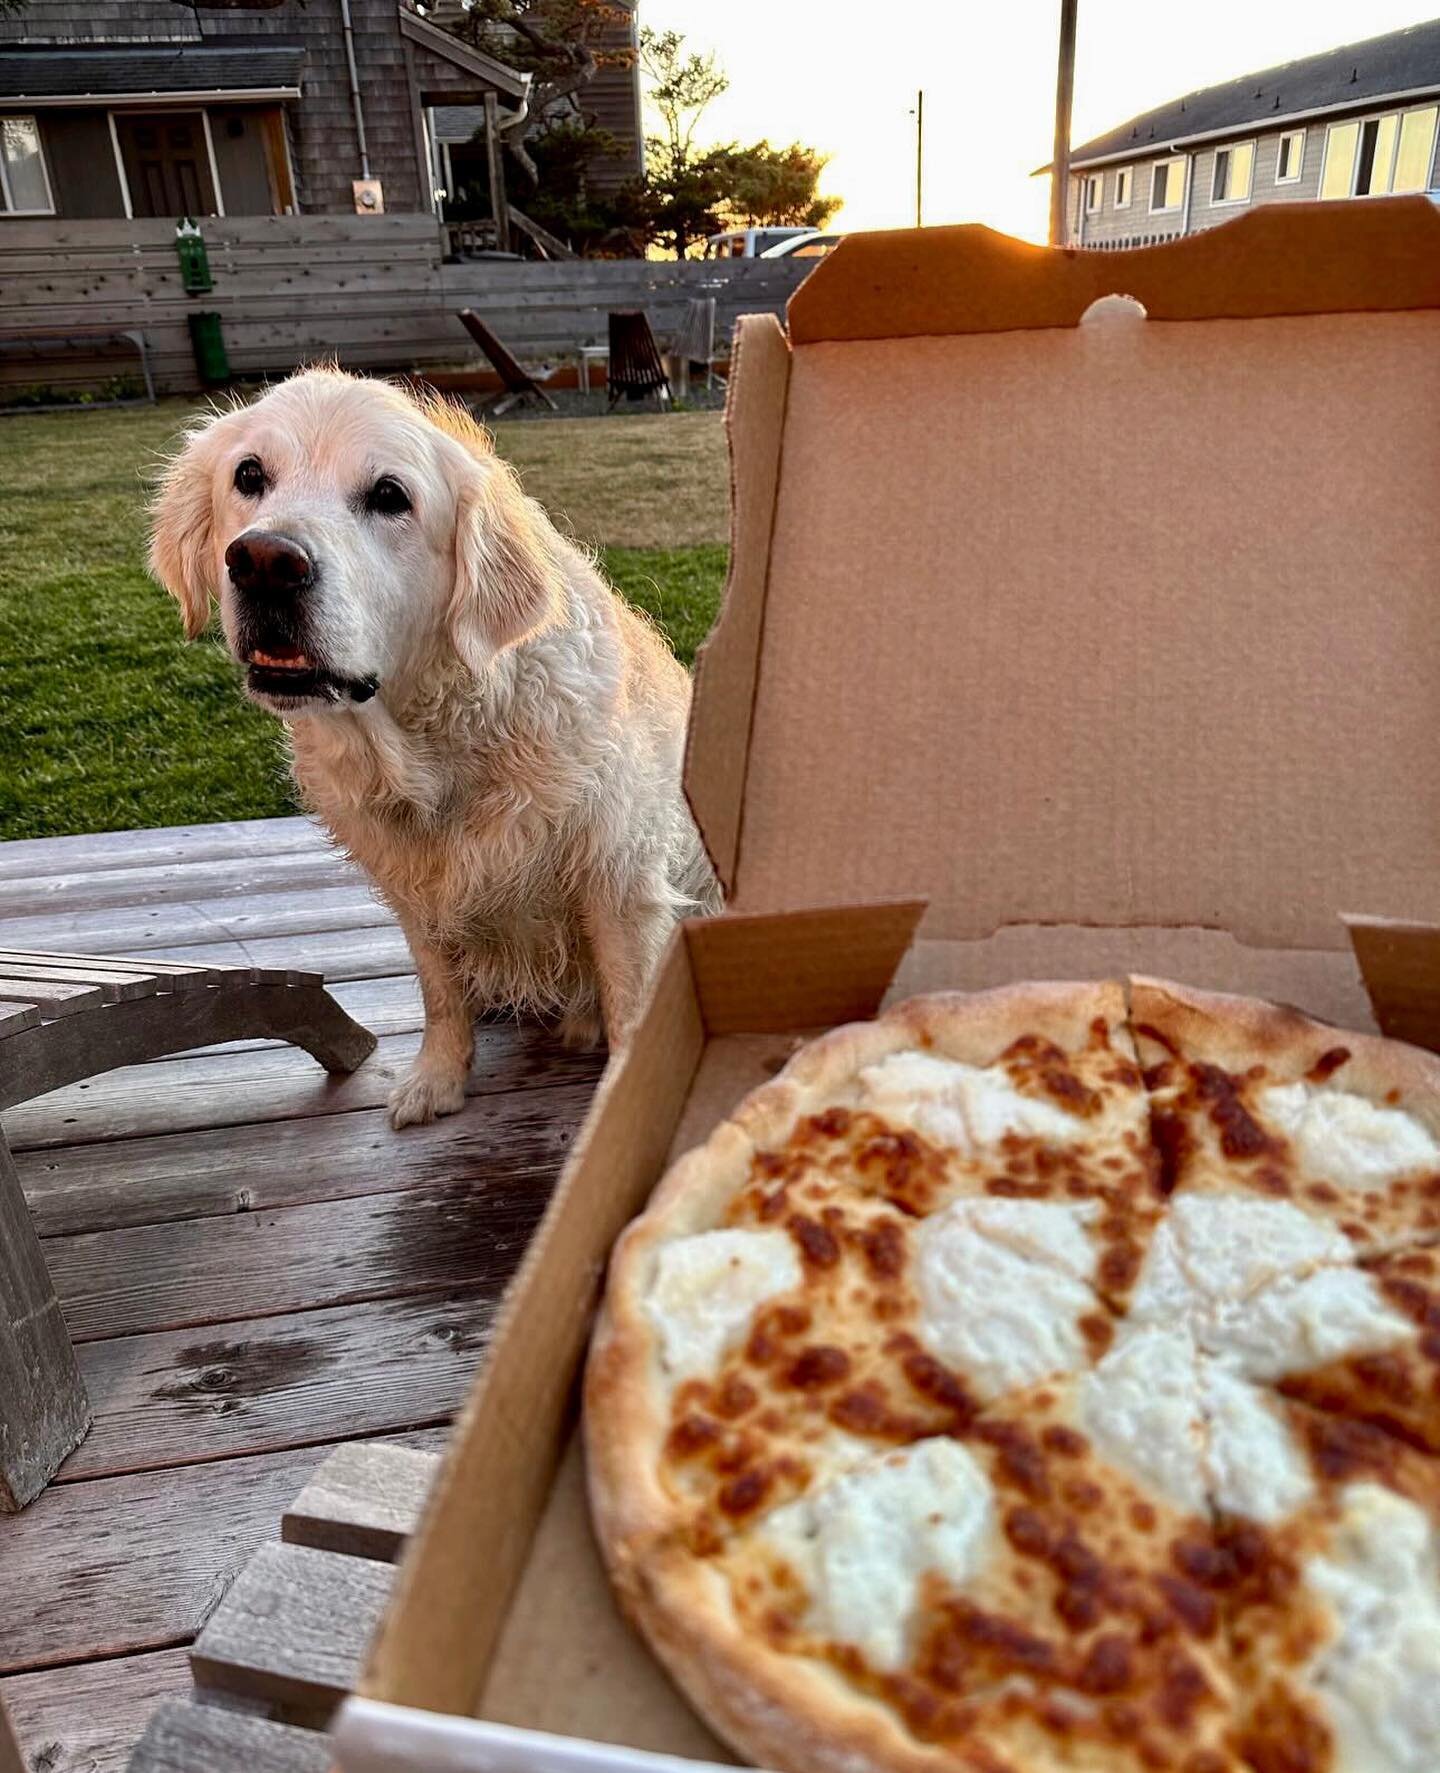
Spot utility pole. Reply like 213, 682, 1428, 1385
1049, 0, 1078, 246
914, 88, 924, 227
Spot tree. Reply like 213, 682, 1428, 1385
445, 0, 632, 186
721, 142, 840, 232
638, 25, 836, 257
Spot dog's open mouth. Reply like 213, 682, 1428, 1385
242, 645, 377, 707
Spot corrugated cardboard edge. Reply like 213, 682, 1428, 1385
360, 902, 923, 1714
684, 314, 792, 894
1346, 914, 1440, 1051
360, 934, 708, 1714
789, 198, 1440, 343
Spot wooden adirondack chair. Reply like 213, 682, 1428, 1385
0, 951, 375, 1511
456, 310, 559, 417
606, 309, 672, 410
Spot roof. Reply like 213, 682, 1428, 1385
0, 43, 305, 103
1069, 17, 1440, 168
397, 10, 529, 100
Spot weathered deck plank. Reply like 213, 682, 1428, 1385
64, 1291, 492, 1482
48, 1173, 555, 1341
1, 1651, 195, 1773
0, 1431, 448, 1674
0, 883, 388, 957
19, 1080, 589, 1237
0, 848, 362, 918
0, 817, 323, 882
5, 1025, 599, 1151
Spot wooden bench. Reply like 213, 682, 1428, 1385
0, 325, 156, 410
0, 952, 377, 1512
123, 1441, 440, 1771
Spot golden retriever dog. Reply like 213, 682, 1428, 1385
149, 368, 717, 1128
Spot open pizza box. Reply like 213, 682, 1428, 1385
333, 197, 1440, 1772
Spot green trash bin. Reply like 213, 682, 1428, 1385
188, 311, 230, 387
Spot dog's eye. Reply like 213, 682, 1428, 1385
365, 476, 412, 517
233, 456, 267, 498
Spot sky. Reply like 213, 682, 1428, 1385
637, 1, 1440, 241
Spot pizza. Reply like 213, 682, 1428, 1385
584, 979, 1440, 1773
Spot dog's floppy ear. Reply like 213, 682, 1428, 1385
149, 419, 221, 640
449, 454, 565, 671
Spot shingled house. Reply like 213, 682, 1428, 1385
1061, 18, 1440, 249
0, 0, 639, 223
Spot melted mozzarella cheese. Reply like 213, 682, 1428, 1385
856, 1051, 1082, 1155
1078, 1326, 1209, 1515
758, 1438, 996, 1670
1200, 1363, 1313, 1522
1129, 1196, 1355, 1328
645, 1229, 802, 1383
1305, 1484, 1440, 1771
915, 1200, 1101, 1398
1262, 1083, 1440, 1190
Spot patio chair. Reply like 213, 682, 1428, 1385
456, 310, 559, 417
670, 296, 718, 396
607, 310, 672, 410
0, 951, 376, 1512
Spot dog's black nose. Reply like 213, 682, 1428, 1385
225, 532, 313, 597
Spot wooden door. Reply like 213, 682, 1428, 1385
115, 111, 217, 218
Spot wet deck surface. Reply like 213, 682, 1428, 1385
0, 816, 601, 1772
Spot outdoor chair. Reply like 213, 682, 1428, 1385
607, 309, 673, 410
456, 310, 559, 417
0, 950, 376, 1512
670, 296, 719, 395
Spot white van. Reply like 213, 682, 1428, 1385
700, 226, 814, 259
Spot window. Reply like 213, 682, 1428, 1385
1211, 140, 1255, 204
0, 114, 54, 214
1083, 173, 1102, 214
1394, 106, 1438, 192
1115, 166, 1132, 209
1150, 156, 1186, 213
1275, 130, 1305, 183
1322, 109, 1439, 199
1320, 119, 1360, 198
1355, 113, 1399, 194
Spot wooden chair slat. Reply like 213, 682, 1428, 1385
0, 961, 158, 1000
189, 1541, 393, 1719
0, 1001, 43, 1037
127, 1700, 332, 1773
282, 1441, 440, 1563
0, 979, 108, 1019
0, 951, 223, 989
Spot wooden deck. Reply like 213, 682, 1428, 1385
0, 816, 604, 1773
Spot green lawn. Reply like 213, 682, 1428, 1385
0, 403, 729, 840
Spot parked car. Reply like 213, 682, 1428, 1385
760, 231, 845, 259
701, 227, 815, 259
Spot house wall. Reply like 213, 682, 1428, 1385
1070, 96, 1440, 247
0, 0, 436, 214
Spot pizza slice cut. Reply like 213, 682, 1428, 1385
1131, 977, 1440, 1256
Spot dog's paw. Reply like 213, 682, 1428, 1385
388, 1066, 467, 1130
558, 1006, 605, 1051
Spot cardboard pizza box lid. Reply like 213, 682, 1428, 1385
686, 198, 1440, 1017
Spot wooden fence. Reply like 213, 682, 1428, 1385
0, 214, 812, 399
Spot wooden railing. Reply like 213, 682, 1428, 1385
0, 214, 811, 399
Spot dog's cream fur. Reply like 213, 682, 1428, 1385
149, 368, 717, 1127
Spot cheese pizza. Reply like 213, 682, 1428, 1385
585, 979, 1440, 1773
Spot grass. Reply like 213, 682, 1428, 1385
0, 402, 729, 840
